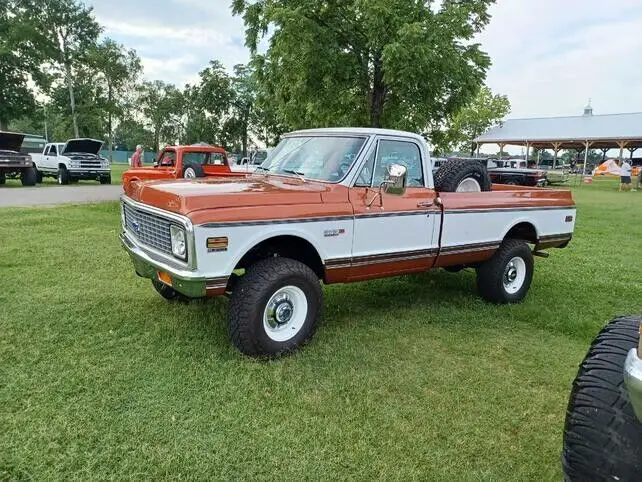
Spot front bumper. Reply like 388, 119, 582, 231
624, 346, 642, 422
69, 169, 110, 179
120, 232, 208, 298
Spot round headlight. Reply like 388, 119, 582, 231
170, 225, 186, 259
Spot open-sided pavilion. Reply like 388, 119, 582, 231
474, 104, 642, 174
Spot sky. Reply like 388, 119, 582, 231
88, 0, 642, 121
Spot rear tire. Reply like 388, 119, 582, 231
151, 279, 190, 303
57, 166, 70, 185
100, 175, 111, 184
228, 257, 323, 358
562, 316, 642, 481
475, 238, 533, 303
434, 159, 492, 192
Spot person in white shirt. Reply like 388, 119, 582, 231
620, 159, 632, 191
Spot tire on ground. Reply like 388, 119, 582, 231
151, 279, 190, 303
35, 169, 43, 183
0, 172, 6, 185
562, 316, 642, 481
475, 238, 533, 303
228, 257, 323, 358
21, 166, 38, 186
183, 164, 205, 179
57, 166, 70, 185
434, 159, 491, 192
100, 175, 112, 184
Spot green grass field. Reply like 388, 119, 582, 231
1, 177, 641, 480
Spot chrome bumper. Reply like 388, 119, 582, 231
120, 232, 208, 298
625, 347, 642, 422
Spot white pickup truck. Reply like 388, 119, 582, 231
30, 139, 111, 185
120, 127, 576, 358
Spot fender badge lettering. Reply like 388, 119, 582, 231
324, 228, 345, 237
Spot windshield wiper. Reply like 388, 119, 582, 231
282, 169, 306, 181
253, 165, 271, 175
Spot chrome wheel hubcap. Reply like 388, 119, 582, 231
184, 168, 196, 179
263, 286, 307, 342
503, 257, 526, 294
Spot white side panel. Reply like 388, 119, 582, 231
441, 208, 576, 248
193, 219, 354, 278
352, 213, 436, 258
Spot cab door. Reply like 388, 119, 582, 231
151, 149, 178, 180
348, 137, 439, 281
202, 151, 235, 177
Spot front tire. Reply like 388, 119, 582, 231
562, 316, 642, 481
57, 166, 70, 185
21, 166, 37, 186
100, 175, 112, 184
475, 238, 533, 303
228, 257, 323, 358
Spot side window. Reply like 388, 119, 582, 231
207, 153, 225, 165
355, 148, 375, 187
159, 151, 176, 166
183, 152, 207, 165
373, 140, 424, 188
49, 145, 57, 156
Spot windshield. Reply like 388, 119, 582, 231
260, 136, 366, 182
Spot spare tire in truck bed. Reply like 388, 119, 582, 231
434, 159, 491, 192
562, 316, 642, 481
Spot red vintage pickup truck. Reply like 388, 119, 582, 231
120, 128, 576, 357
122, 144, 252, 189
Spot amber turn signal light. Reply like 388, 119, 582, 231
157, 271, 172, 286
207, 237, 229, 252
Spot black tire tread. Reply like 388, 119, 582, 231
475, 238, 533, 303
21, 166, 37, 186
434, 159, 492, 192
228, 257, 322, 358
562, 316, 642, 481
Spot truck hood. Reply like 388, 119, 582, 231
0, 132, 25, 152
125, 176, 327, 215
62, 138, 103, 155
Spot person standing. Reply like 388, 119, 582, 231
634, 166, 641, 191
131, 145, 143, 168
620, 159, 632, 192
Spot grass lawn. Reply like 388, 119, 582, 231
1, 177, 641, 480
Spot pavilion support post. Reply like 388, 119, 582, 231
617, 141, 629, 162
537, 149, 541, 167
552, 142, 562, 169
629, 147, 638, 159
499, 143, 505, 159
581, 141, 593, 177
475, 143, 480, 158
525, 142, 530, 164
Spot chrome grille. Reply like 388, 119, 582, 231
80, 160, 102, 168
123, 203, 173, 255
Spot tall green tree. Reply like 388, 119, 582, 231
232, 0, 494, 131
138, 80, 184, 151
87, 39, 141, 157
0, 0, 42, 130
431, 86, 510, 155
23, 0, 101, 138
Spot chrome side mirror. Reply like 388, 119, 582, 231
382, 164, 407, 196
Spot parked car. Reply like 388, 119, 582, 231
0, 132, 38, 186
120, 127, 576, 357
540, 165, 570, 185
122, 144, 244, 190
30, 139, 111, 185
563, 316, 642, 480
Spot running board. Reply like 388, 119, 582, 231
532, 251, 550, 258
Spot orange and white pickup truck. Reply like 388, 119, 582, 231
120, 128, 576, 357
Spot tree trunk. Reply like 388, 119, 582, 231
370, 51, 386, 128
0, 120, 8, 131
108, 83, 113, 161
64, 59, 79, 138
